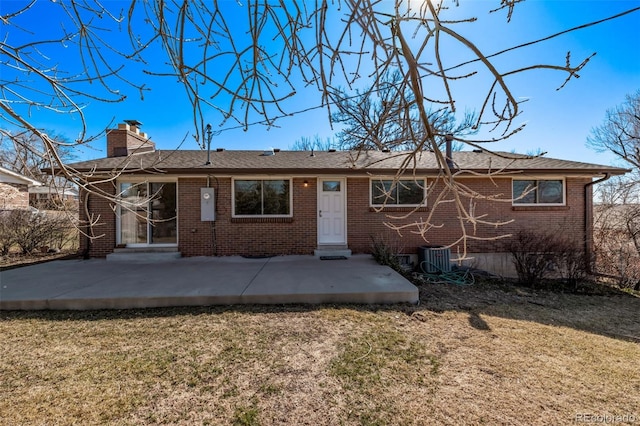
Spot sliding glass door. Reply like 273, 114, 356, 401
119, 181, 177, 246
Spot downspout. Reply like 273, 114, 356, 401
584, 173, 611, 274
207, 174, 218, 256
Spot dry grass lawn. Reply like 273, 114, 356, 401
1, 279, 639, 425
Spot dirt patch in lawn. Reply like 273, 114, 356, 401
1, 279, 638, 425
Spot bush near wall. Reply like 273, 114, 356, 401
504, 228, 587, 289
0, 209, 77, 255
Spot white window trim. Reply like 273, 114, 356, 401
512, 178, 566, 206
369, 177, 427, 207
232, 177, 294, 218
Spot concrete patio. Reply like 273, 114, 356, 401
0, 254, 419, 310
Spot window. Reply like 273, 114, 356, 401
234, 179, 291, 216
371, 178, 425, 206
322, 181, 341, 192
512, 179, 564, 205
118, 181, 177, 245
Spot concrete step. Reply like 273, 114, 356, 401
112, 247, 179, 253
107, 247, 181, 263
314, 245, 352, 259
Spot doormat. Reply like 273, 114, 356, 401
320, 256, 348, 260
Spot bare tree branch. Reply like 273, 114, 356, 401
1, 0, 635, 253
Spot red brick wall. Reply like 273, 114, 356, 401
106, 128, 155, 157
0, 183, 30, 209
174, 177, 317, 257
78, 181, 117, 257
177, 178, 215, 257
346, 176, 589, 256
80, 175, 590, 259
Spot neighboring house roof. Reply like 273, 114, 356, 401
0, 165, 43, 186
28, 186, 79, 197
65, 150, 629, 177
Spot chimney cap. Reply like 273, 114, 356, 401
124, 119, 143, 127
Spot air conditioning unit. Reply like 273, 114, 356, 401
418, 246, 451, 273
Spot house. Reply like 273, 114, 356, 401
29, 185, 79, 210
64, 121, 627, 276
0, 165, 42, 210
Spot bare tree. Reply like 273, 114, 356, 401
289, 135, 336, 151
292, 71, 473, 152
588, 91, 640, 289
0, 131, 78, 210
327, 70, 476, 151
0, 131, 75, 183
587, 90, 640, 169
1, 1, 636, 255
592, 190, 640, 290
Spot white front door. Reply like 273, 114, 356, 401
317, 178, 346, 245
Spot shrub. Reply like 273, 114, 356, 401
370, 234, 403, 271
0, 210, 16, 255
12, 210, 53, 254
592, 224, 640, 291
0, 209, 75, 255
505, 229, 556, 287
554, 239, 588, 290
505, 228, 587, 288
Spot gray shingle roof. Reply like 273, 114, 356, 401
65, 149, 628, 176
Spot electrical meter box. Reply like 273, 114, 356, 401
201, 188, 215, 221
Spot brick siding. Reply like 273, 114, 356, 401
80, 175, 590, 258
0, 183, 30, 210
202, 177, 317, 256
347, 176, 588, 256
78, 181, 117, 257
106, 128, 155, 157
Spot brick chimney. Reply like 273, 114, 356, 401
106, 120, 156, 157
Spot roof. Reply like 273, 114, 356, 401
0, 166, 43, 186
64, 149, 629, 177
28, 186, 79, 197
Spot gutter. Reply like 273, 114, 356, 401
62, 166, 629, 178
584, 173, 611, 274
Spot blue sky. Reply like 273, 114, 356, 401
2, 0, 639, 166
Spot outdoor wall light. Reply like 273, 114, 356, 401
303, 180, 309, 188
